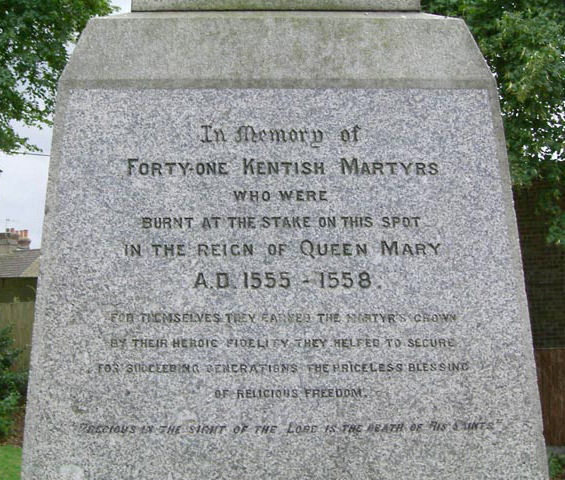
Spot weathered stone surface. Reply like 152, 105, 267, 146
132, 0, 420, 11
22, 9, 548, 480
62, 13, 489, 89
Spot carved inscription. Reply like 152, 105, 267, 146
72, 90, 504, 443
122, 123, 441, 291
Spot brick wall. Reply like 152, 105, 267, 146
514, 183, 565, 348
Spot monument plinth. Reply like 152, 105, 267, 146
23, 1, 548, 479
131, 0, 421, 10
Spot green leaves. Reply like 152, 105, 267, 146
422, 0, 565, 246
0, 326, 26, 440
0, 0, 115, 154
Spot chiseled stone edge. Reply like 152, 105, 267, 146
486, 87, 549, 478
60, 12, 492, 90
132, 0, 420, 12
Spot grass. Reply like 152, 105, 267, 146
0, 445, 22, 480
550, 453, 565, 479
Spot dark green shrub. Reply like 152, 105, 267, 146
0, 392, 20, 439
0, 326, 27, 439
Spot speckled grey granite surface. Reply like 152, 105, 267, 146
61, 12, 488, 90
22, 8, 547, 480
132, 0, 420, 10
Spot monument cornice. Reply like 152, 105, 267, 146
132, 0, 421, 12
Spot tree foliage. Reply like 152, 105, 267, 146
0, 0, 114, 154
422, 0, 565, 245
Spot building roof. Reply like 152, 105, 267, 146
0, 249, 41, 278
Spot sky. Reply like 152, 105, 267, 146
0, 0, 132, 249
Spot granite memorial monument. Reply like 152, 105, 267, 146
22, 1, 548, 479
